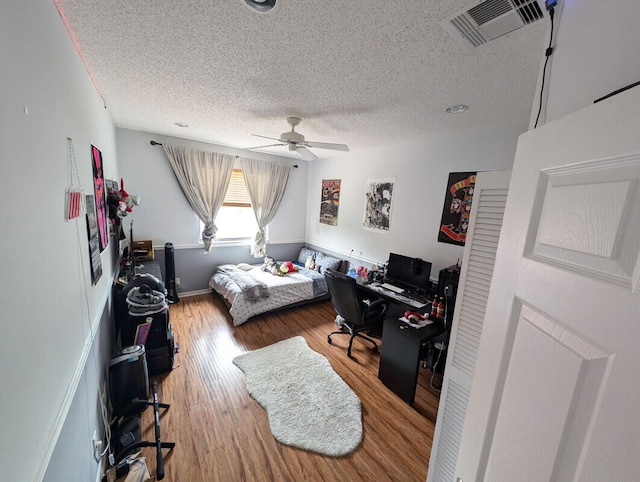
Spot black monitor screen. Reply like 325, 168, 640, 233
385, 252, 432, 293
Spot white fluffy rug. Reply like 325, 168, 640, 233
232, 336, 362, 456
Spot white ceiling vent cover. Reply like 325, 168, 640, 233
441, 0, 545, 48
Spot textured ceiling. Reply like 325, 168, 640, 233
54, 0, 547, 159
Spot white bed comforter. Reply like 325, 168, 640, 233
209, 264, 327, 326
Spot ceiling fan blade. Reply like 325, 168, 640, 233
245, 143, 286, 150
251, 134, 284, 142
297, 145, 318, 161
305, 141, 349, 152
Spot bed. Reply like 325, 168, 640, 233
209, 247, 346, 326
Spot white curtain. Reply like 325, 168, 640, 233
240, 158, 293, 257
162, 144, 234, 252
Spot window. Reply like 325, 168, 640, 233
223, 168, 252, 208
200, 169, 259, 242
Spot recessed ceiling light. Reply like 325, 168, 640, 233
244, 0, 276, 12
174, 122, 189, 128
445, 104, 469, 114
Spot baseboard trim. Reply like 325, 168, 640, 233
177, 288, 212, 298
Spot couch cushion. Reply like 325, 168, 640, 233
314, 252, 342, 274
297, 247, 317, 265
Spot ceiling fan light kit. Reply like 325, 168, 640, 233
249, 117, 349, 161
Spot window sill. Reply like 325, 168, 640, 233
199, 238, 255, 248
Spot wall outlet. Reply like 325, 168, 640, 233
92, 430, 103, 460
175, 277, 181, 288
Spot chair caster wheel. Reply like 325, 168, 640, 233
372, 346, 378, 353
327, 336, 332, 344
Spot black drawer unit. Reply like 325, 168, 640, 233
378, 318, 444, 404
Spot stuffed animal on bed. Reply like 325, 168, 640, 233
304, 255, 316, 270
261, 256, 298, 276
262, 256, 278, 273
279, 261, 298, 275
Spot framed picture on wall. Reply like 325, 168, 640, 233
85, 194, 103, 284
437, 171, 477, 246
319, 179, 341, 226
91, 145, 109, 252
362, 178, 395, 232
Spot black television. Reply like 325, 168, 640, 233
385, 252, 432, 294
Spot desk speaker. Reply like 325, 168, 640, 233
164, 242, 180, 304
109, 345, 149, 417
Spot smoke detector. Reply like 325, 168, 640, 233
440, 0, 545, 48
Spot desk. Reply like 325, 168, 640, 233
356, 279, 444, 404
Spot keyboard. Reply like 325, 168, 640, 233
381, 282, 404, 293
367, 283, 427, 308
394, 293, 427, 309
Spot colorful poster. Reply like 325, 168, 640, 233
319, 179, 341, 226
91, 145, 109, 251
438, 171, 477, 246
362, 178, 394, 232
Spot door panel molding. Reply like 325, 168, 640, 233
486, 303, 612, 481
525, 152, 640, 291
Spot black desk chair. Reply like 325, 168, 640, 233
325, 269, 390, 358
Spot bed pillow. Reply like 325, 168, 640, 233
297, 247, 317, 265
236, 263, 253, 271
314, 252, 342, 274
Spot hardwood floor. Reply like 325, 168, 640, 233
140, 294, 442, 481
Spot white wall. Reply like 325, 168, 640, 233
1, 2, 118, 481
305, 122, 526, 277
541, 0, 640, 124
116, 128, 306, 248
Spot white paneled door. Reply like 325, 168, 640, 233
455, 86, 640, 482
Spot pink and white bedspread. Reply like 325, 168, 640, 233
209, 264, 328, 326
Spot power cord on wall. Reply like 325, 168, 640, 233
95, 384, 112, 462
533, 5, 556, 129
74, 210, 93, 336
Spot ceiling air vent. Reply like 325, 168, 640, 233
440, 0, 545, 48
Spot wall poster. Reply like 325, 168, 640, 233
85, 194, 103, 284
319, 179, 341, 226
91, 145, 109, 252
362, 178, 395, 232
438, 171, 477, 246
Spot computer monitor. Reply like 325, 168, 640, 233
385, 252, 432, 293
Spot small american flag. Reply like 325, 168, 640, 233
66, 190, 82, 220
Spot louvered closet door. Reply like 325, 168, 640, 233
427, 169, 511, 482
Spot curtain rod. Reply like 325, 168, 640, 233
150, 140, 298, 168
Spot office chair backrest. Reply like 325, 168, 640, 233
325, 269, 363, 325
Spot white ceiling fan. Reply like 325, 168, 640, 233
248, 116, 349, 160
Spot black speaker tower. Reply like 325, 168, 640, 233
164, 242, 180, 304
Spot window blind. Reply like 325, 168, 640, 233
224, 169, 251, 207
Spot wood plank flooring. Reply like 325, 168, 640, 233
141, 294, 442, 481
